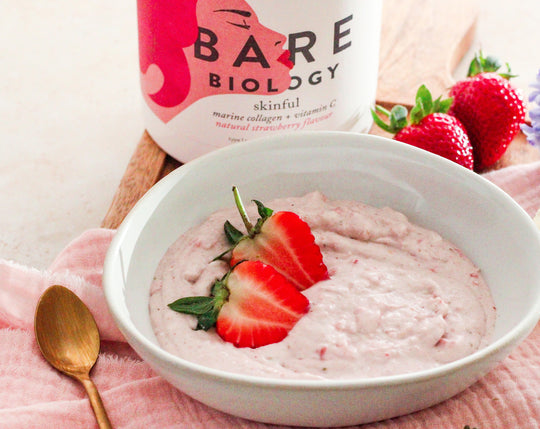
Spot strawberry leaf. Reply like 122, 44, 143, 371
224, 220, 244, 245
468, 51, 501, 76
372, 85, 452, 135
251, 199, 274, 236
410, 85, 453, 125
370, 106, 393, 133
498, 62, 518, 80
389, 105, 408, 130
410, 104, 423, 125
418, 85, 433, 110
168, 296, 215, 315
467, 51, 517, 80
371, 104, 408, 134
253, 200, 273, 219
410, 85, 433, 124
168, 275, 230, 331
196, 309, 221, 331
168, 295, 221, 330
433, 95, 453, 114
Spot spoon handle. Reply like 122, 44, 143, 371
80, 375, 113, 429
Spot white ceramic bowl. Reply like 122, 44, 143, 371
103, 131, 540, 427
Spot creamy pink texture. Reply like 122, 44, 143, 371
149, 192, 496, 380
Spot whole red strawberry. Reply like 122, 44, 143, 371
372, 85, 474, 169
168, 260, 310, 348
220, 187, 329, 291
449, 52, 527, 171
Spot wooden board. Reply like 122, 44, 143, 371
101, 131, 180, 229
376, 0, 479, 108
101, 0, 540, 229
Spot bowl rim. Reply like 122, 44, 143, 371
104, 130, 540, 389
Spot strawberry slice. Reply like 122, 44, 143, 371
230, 211, 329, 290
220, 187, 329, 290
168, 260, 310, 348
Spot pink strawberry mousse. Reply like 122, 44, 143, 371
149, 192, 496, 380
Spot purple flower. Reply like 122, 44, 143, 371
521, 69, 540, 147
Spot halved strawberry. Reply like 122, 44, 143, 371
220, 187, 329, 290
168, 260, 310, 348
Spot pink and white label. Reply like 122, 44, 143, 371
137, 0, 382, 162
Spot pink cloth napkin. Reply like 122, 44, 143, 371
1, 162, 540, 429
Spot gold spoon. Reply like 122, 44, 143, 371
34, 285, 112, 429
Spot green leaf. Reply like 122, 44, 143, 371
371, 104, 410, 134
253, 200, 273, 219
168, 296, 215, 315
374, 85, 451, 131
213, 220, 244, 260
195, 309, 220, 331
410, 85, 433, 124
246, 200, 273, 237
466, 51, 518, 80
467, 51, 501, 76
224, 220, 244, 245
499, 62, 518, 80
389, 105, 408, 130
410, 85, 453, 124
417, 85, 433, 112
168, 275, 231, 331
483, 54, 501, 72
370, 107, 393, 133
468, 55, 483, 75
409, 103, 423, 124
211, 276, 230, 301
434, 96, 453, 114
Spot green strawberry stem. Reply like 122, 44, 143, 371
232, 187, 274, 238
371, 104, 408, 134
467, 50, 516, 80
168, 270, 231, 331
213, 187, 275, 260
232, 186, 254, 234
371, 85, 452, 134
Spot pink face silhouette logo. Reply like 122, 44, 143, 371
138, 0, 293, 123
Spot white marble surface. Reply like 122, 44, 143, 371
1, 0, 539, 269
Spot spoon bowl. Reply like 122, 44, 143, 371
35, 285, 112, 429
